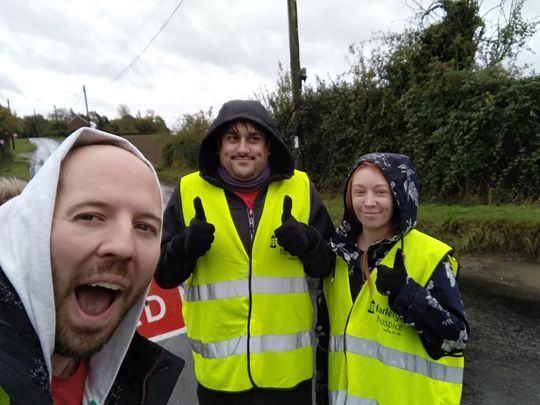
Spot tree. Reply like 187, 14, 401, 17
261, 0, 540, 202
21, 114, 48, 138
88, 111, 110, 131
117, 104, 132, 119
162, 110, 213, 169
477, 0, 539, 69
0, 107, 22, 162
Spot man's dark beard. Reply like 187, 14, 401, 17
54, 322, 119, 359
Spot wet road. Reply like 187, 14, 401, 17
28, 138, 61, 177
459, 257, 540, 405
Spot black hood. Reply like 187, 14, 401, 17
199, 99, 294, 178
343, 152, 420, 235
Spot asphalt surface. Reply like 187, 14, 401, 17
160, 256, 540, 405
459, 256, 540, 405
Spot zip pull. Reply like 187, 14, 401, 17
248, 208, 255, 241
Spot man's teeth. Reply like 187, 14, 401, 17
88, 282, 122, 291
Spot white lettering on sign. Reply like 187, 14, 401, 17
143, 294, 166, 323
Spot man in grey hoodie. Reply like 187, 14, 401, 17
0, 128, 183, 404
155, 99, 334, 404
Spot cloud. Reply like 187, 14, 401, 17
0, 0, 538, 127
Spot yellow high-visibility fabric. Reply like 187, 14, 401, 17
180, 170, 314, 391
0, 386, 9, 405
324, 229, 464, 405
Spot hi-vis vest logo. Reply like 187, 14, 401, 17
270, 234, 296, 258
368, 299, 403, 335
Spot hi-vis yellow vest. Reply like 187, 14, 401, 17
180, 170, 314, 392
323, 229, 464, 405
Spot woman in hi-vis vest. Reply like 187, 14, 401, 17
316, 152, 469, 405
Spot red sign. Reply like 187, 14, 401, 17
138, 281, 185, 341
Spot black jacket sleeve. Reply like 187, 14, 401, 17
154, 182, 198, 289
390, 256, 469, 359
300, 182, 336, 278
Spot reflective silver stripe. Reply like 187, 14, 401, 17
252, 276, 308, 294
191, 335, 247, 358
250, 331, 312, 353
190, 331, 312, 359
185, 279, 248, 301
185, 276, 308, 302
329, 335, 463, 384
329, 390, 378, 405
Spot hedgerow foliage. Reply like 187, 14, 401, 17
264, 0, 539, 203
161, 110, 212, 169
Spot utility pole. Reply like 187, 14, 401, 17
82, 85, 90, 124
287, 0, 307, 169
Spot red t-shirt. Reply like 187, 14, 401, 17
234, 190, 259, 210
51, 359, 89, 405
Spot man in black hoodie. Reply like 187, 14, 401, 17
155, 99, 334, 404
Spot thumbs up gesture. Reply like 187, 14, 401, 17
375, 249, 408, 301
274, 195, 319, 258
183, 197, 215, 258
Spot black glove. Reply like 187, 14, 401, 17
274, 195, 319, 257
376, 249, 408, 299
176, 197, 215, 259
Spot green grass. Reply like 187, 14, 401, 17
0, 138, 35, 180
321, 195, 540, 259
418, 204, 540, 223
418, 204, 540, 259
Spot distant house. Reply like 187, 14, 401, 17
68, 116, 90, 132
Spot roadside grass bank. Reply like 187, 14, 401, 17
323, 194, 540, 260
418, 204, 540, 259
0, 138, 35, 180
155, 166, 191, 185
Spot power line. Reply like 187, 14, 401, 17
115, 0, 167, 56
111, 0, 187, 83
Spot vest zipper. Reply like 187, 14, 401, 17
246, 206, 257, 387
248, 208, 255, 241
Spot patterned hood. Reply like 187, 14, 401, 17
344, 152, 419, 235
331, 152, 420, 263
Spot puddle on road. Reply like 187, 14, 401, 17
460, 255, 540, 294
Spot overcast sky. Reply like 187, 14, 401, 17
0, 0, 538, 129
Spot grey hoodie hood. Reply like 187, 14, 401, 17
199, 99, 294, 178
0, 128, 162, 404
